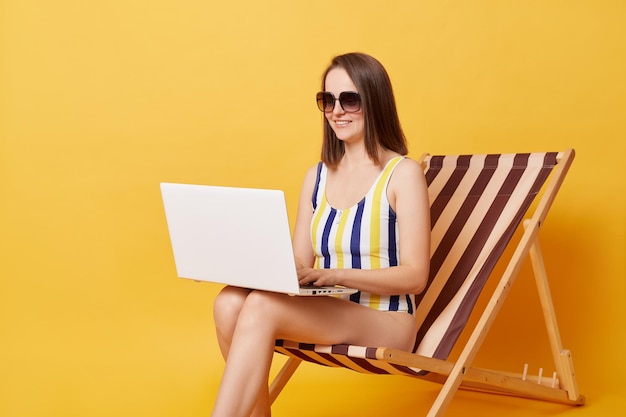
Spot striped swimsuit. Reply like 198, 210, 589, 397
310, 156, 415, 314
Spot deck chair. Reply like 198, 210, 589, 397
272, 149, 584, 416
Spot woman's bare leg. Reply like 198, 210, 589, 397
211, 290, 416, 417
213, 286, 271, 416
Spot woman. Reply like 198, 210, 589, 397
211, 52, 431, 417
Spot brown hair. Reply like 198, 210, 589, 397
320, 53, 407, 168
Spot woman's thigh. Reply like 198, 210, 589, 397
239, 290, 417, 352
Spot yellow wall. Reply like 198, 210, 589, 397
1, 1, 624, 416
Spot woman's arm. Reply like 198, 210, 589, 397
298, 158, 430, 295
291, 164, 318, 270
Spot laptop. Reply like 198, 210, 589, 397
160, 182, 358, 296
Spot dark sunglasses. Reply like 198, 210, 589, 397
316, 91, 362, 113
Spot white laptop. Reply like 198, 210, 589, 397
160, 182, 358, 296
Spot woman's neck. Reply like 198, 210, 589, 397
340, 142, 393, 170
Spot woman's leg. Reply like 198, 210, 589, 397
211, 290, 416, 417
213, 286, 270, 416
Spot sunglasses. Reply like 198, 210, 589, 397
316, 91, 362, 113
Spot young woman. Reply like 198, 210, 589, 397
211, 52, 431, 417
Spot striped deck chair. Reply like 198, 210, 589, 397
272, 149, 584, 417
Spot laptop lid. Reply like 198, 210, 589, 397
160, 183, 301, 294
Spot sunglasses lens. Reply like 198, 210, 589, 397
316, 92, 333, 112
339, 92, 361, 112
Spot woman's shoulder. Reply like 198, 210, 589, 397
394, 156, 424, 176
304, 162, 322, 179
301, 162, 323, 189
389, 156, 427, 190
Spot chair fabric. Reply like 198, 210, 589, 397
414, 152, 557, 359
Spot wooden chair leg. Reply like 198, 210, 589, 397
524, 220, 580, 401
426, 361, 466, 417
269, 357, 302, 404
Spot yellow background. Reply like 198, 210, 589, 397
1, 1, 624, 416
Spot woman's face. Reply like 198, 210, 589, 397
323, 68, 365, 145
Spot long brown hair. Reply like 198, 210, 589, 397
320, 53, 407, 168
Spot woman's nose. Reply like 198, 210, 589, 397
330, 98, 345, 114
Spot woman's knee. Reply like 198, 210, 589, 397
235, 290, 284, 329
213, 286, 251, 330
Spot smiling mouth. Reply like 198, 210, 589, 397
334, 120, 351, 126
